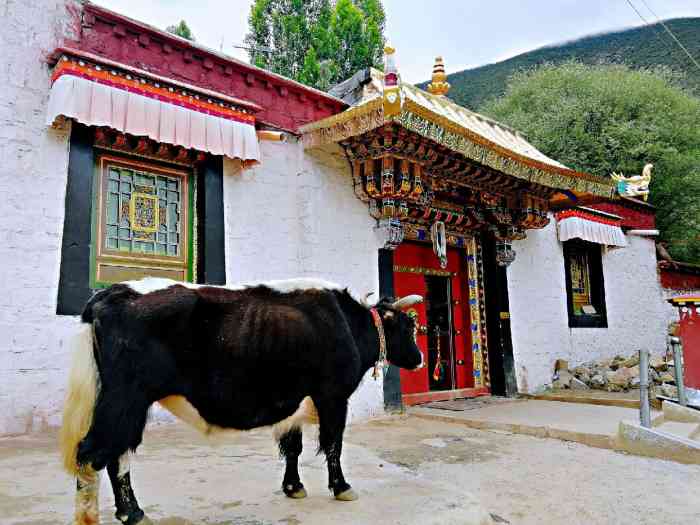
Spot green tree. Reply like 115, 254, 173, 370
244, 0, 385, 90
480, 62, 700, 263
166, 20, 195, 41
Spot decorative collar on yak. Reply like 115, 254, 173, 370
370, 308, 387, 380
370, 294, 423, 380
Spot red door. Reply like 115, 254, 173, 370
394, 243, 473, 396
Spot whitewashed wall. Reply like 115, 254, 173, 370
507, 219, 668, 393
0, 0, 80, 435
224, 140, 385, 423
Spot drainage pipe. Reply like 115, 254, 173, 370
639, 349, 651, 428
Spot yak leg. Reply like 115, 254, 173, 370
316, 398, 357, 501
75, 465, 100, 525
107, 455, 152, 525
278, 428, 307, 499
77, 387, 151, 472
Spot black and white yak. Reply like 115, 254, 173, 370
60, 277, 424, 525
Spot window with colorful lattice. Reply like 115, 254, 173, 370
92, 155, 193, 286
563, 240, 607, 328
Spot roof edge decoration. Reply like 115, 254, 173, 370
81, 2, 345, 108
47, 52, 260, 164
301, 66, 615, 199
69, 2, 346, 133
556, 208, 628, 247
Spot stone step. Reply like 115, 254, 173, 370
654, 421, 700, 441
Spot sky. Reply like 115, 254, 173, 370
95, 0, 700, 83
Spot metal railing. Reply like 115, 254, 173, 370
639, 340, 687, 427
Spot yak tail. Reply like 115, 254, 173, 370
59, 323, 99, 475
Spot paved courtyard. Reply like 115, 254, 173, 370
1, 414, 700, 525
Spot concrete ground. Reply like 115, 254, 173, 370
411, 399, 649, 449
2, 414, 700, 525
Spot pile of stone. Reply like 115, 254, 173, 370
551, 354, 678, 397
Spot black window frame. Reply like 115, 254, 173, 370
56, 124, 226, 315
563, 239, 608, 328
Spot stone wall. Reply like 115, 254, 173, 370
507, 220, 668, 393
223, 140, 385, 423
0, 0, 80, 434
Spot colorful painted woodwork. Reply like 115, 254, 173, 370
342, 124, 552, 245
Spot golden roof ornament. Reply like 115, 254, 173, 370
427, 56, 450, 97
382, 44, 402, 118
611, 163, 653, 201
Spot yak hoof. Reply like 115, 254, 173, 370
284, 483, 308, 499
334, 488, 359, 501
121, 512, 153, 525
287, 487, 308, 499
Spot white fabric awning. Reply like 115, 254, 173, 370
46, 59, 260, 164
557, 210, 627, 247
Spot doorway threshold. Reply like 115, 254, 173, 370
402, 387, 490, 406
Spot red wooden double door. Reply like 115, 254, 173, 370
394, 242, 475, 398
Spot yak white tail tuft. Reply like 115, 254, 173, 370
59, 324, 98, 476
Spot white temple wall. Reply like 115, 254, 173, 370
0, 0, 80, 435
507, 219, 669, 393
223, 140, 385, 423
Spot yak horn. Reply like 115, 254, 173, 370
392, 295, 424, 309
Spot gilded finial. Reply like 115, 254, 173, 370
427, 56, 450, 97
383, 43, 401, 118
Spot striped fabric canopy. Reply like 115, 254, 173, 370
556, 208, 628, 247
46, 57, 260, 164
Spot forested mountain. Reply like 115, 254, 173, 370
418, 18, 700, 109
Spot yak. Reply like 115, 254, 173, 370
59, 277, 424, 525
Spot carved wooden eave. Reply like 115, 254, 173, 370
300, 69, 616, 244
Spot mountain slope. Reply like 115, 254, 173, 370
419, 18, 700, 110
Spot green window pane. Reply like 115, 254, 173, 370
135, 173, 155, 187
106, 194, 119, 224
108, 180, 119, 192
168, 203, 178, 229
118, 239, 131, 251
106, 225, 118, 238
167, 245, 177, 256
156, 244, 167, 255
109, 168, 120, 180
106, 237, 118, 249
119, 228, 131, 240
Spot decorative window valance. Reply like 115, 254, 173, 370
46, 57, 260, 164
556, 208, 627, 247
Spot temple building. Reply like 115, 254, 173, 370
0, 1, 670, 434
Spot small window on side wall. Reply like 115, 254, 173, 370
563, 240, 607, 328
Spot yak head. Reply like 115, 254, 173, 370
375, 295, 425, 371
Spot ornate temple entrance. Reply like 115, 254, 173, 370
394, 243, 478, 403
301, 48, 616, 408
